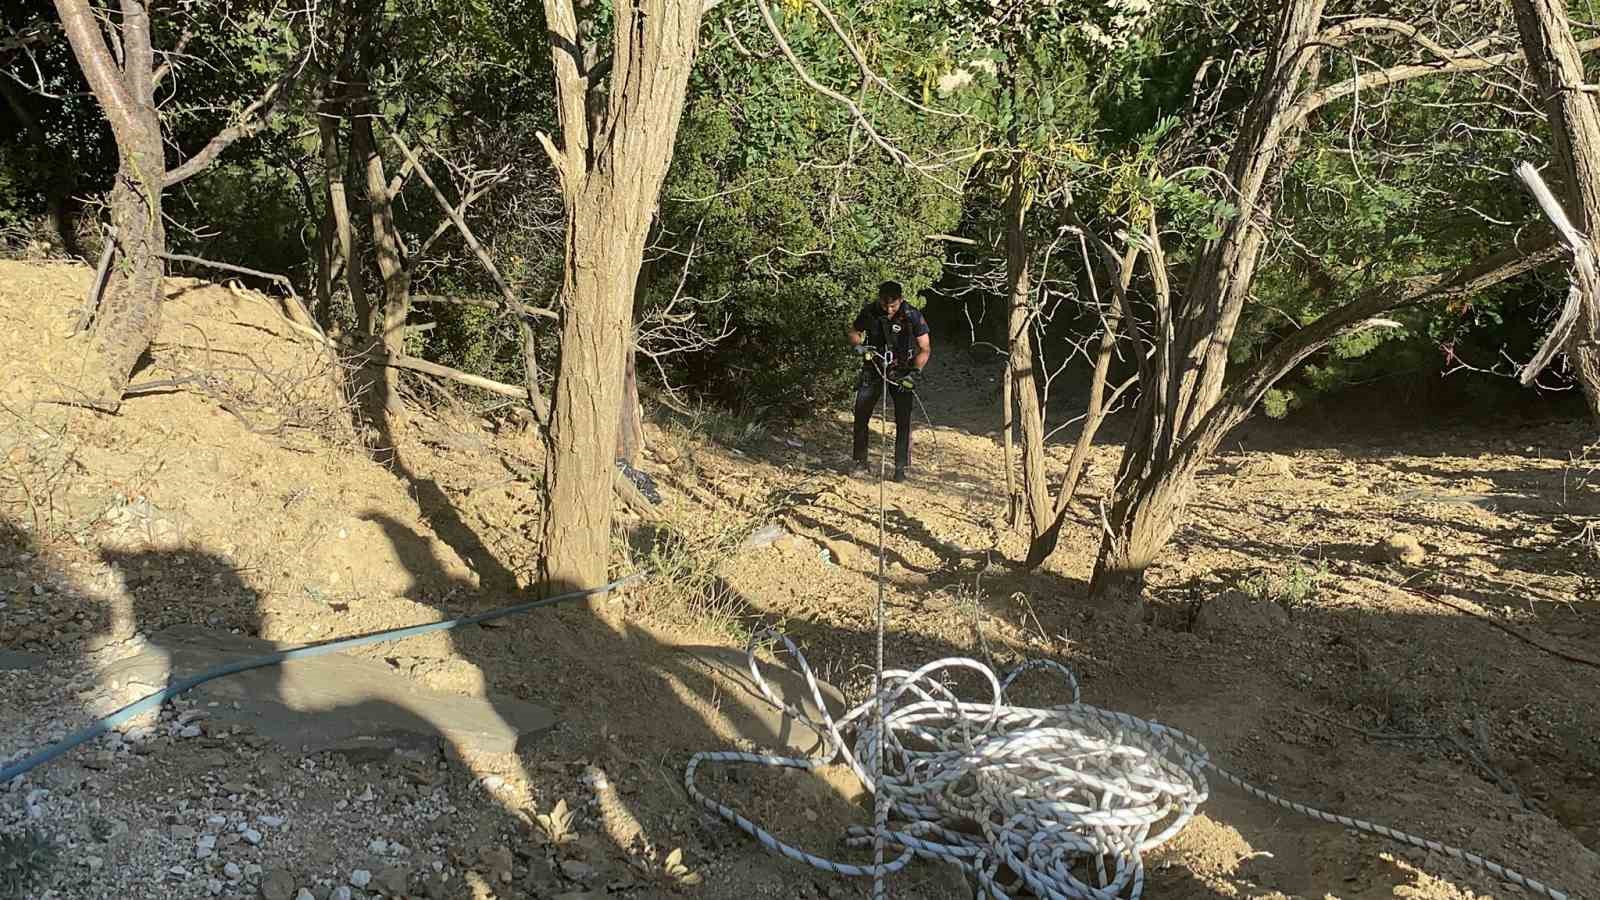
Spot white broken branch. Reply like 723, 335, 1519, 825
1515, 160, 1598, 384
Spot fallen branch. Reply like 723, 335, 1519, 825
378, 355, 528, 401
1404, 585, 1600, 671
76, 226, 115, 334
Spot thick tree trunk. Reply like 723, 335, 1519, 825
1087, 455, 1201, 608
1512, 0, 1600, 420
538, 0, 704, 596
1005, 173, 1051, 537
544, 213, 640, 590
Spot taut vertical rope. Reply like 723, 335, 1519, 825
873, 348, 890, 900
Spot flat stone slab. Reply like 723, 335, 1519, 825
99, 625, 555, 756
0, 649, 46, 671
678, 645, 848, 757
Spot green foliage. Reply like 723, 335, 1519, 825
1238, 558, 1328, 610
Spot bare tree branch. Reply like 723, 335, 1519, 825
384, 128, 557, 322
1515, 161, 1600, 383
1188, 233, 1563, 457
1289, 34, 1600, 127
163, 48, 312, 188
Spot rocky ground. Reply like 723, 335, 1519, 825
2, 259, 1599, 900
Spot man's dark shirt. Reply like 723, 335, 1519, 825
852, 302, 929, 372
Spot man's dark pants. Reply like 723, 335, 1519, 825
852, 367, 914, 472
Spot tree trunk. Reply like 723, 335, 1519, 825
353, 113, 410, 420
1089, 0, 1328, 606
1087, 454, 1201, 607
53, 0, 167, 408
52, 0, 298, 407
1022, 308, 1122, 570
617, 327, 645, 465
538, 0, 704, 596
314, 112, 350, 328
1001, 358, 1020, 530
1005, 170, 1052, 537
1512, 0, 1600, 420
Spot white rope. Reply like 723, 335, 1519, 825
684, 628, 1573, 900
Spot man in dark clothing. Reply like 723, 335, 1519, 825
847, 281, 931, 481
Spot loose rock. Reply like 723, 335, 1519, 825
375, 864, 411, 896
259, 868, 296, 900
1378, 533, 1426, 565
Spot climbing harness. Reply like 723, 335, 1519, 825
686, 348, 1572, 900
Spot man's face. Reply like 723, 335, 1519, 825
879, 294, 902, 315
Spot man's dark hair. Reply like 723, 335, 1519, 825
878, 281, 903, 301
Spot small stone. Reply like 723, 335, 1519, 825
375, 864, 410, 896
243, 828, 263, 845
169, 865, 191, 878
259, 815, 286, 828
368, 837, 389, 855
260, 867, 296, 900
84, 855, 104, 872
479, 845, 513, 878
332, 888, 352, 900
295, 891, 314, 900
560, 859, 595, 881
83, 751, 115, 770
207, 815, 227, 827
171, 824, 197, 840
224, 862, 243, 881
208, 878, 224, 896
350, 869, 372, 888
1378, 533, 1426, 565
180, 725, 203, 739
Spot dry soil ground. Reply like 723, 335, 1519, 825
1, 258, 1598, 900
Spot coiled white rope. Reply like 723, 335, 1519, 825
684, 628, 1573, 900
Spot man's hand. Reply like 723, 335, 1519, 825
896, 368, 920, 391
853, 343, 868, 356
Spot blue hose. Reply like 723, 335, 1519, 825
0, 573, 645, 785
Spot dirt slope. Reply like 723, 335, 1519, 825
2, 259, 1598, 900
